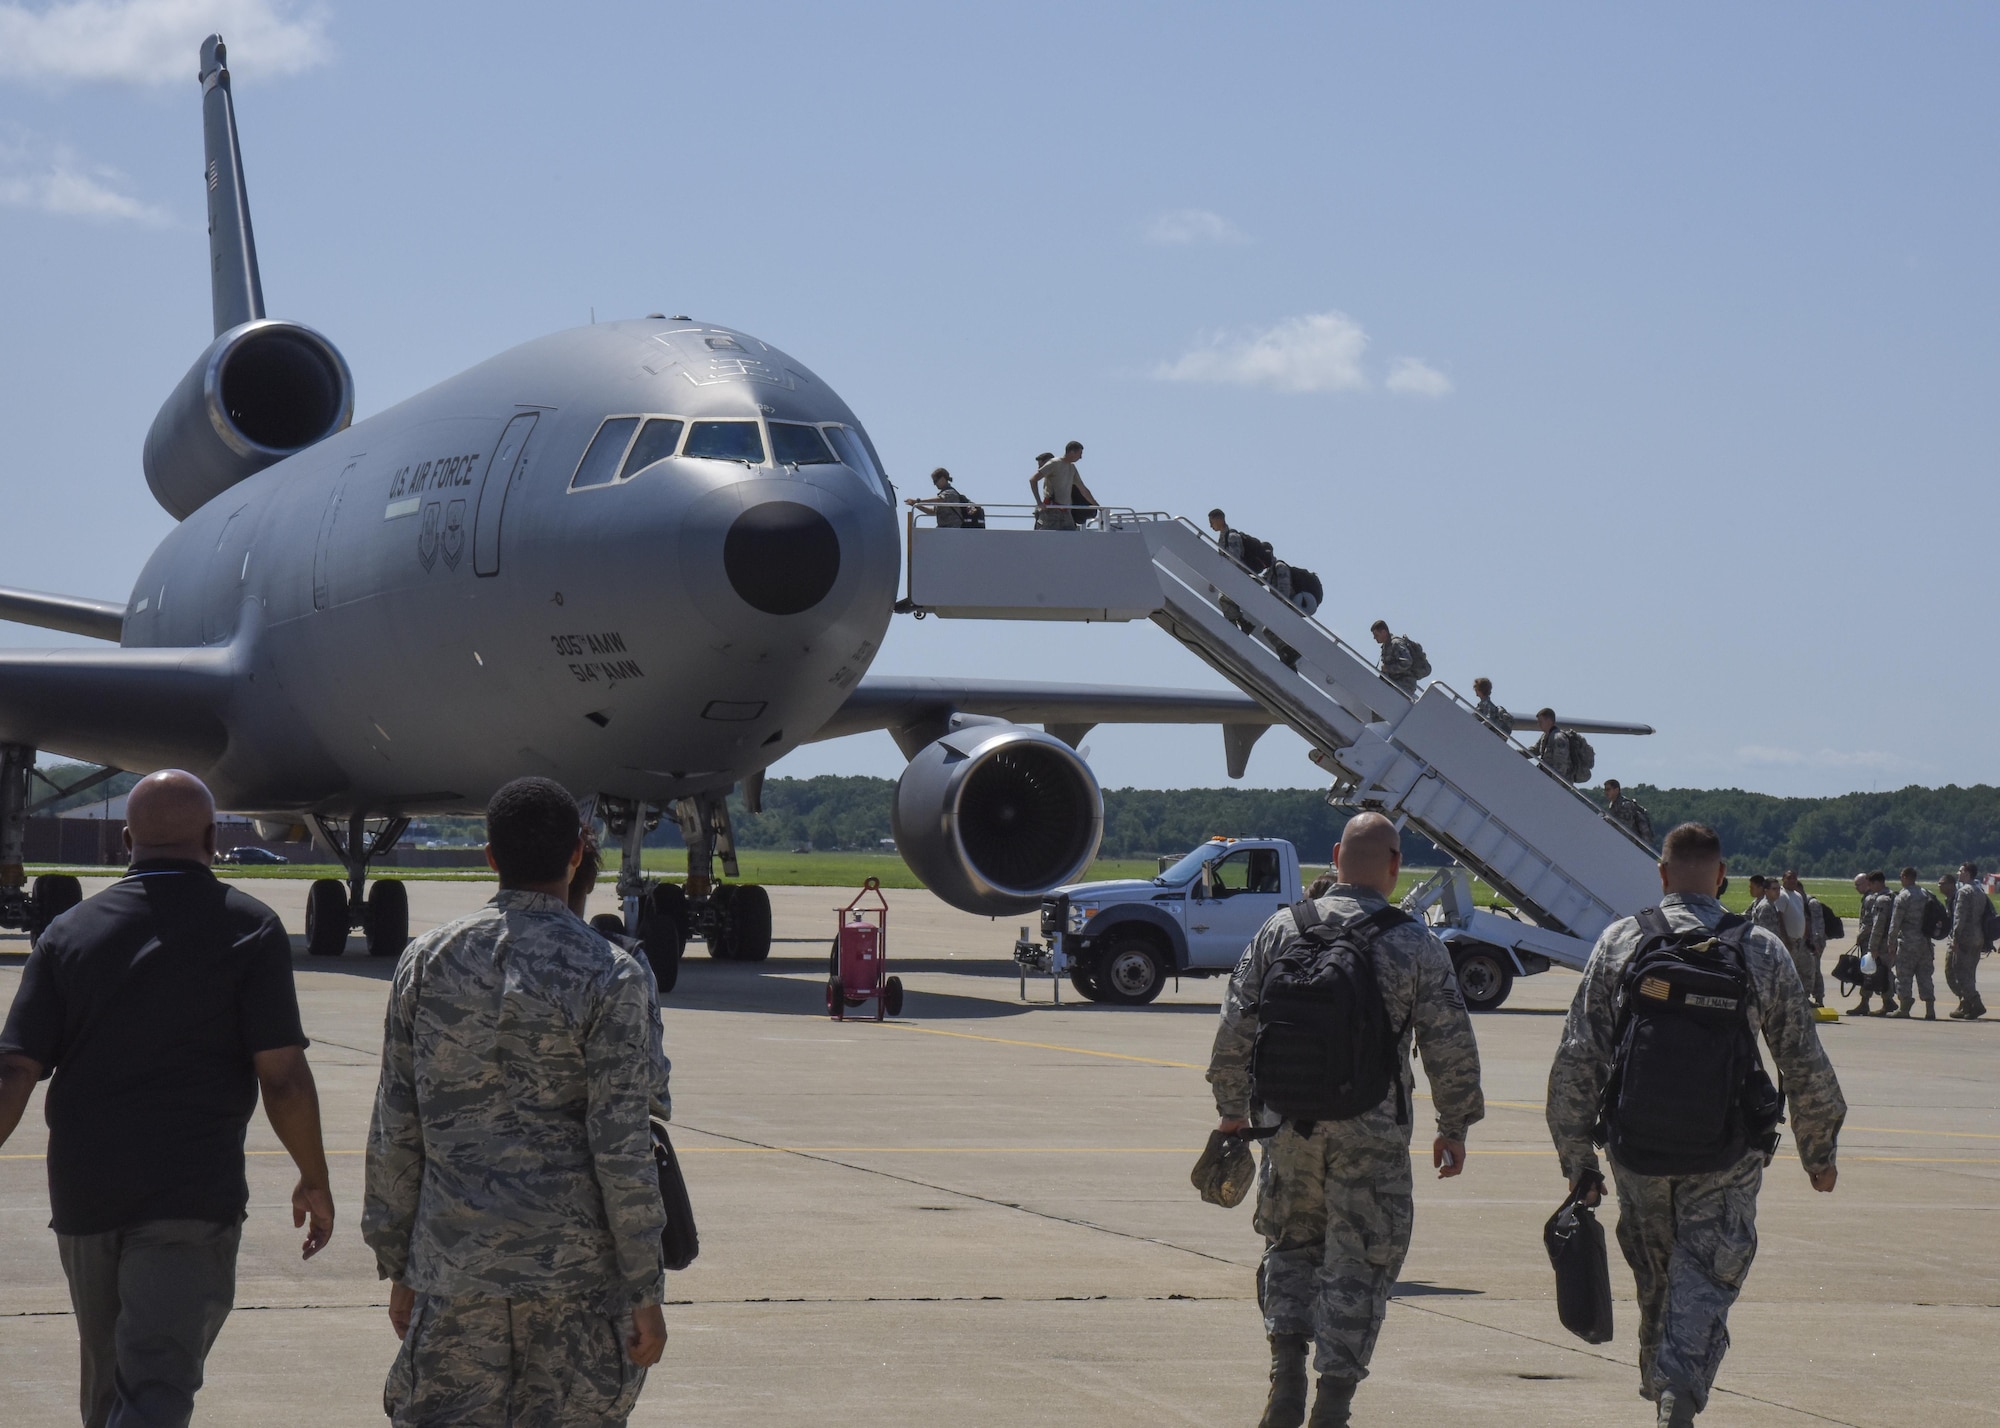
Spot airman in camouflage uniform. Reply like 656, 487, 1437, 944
1948, 863, 1989, 1019
1603, 780, 1654, 846
1853, 872, 1897, 1016
1471, 677, 1514, 736
1886, 867, 1937, 1018
1547, 823, 1844, 1426
1369, 622, 1423, 697
1208, 812, 1484, 1428
364, 782, 672, 1428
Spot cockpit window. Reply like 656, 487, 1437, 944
769, 422, 838, 466
570, 416, 640, 490
620, 418, 684, 478
683, 420, 765, 464
823, 425, 892, 501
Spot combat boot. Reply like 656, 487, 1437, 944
1924, 1001, 1936, 1020
1305, 1377, 1356, 1427
1881, 993, 1899, 1015
1657, 1388, 1698, 1425
1258, 1334, 1308, 1428
1893, 1001, 1912, 1019
1848, 996, 1873, 1016
1968, 997, 1987, 1020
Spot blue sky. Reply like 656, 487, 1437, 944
1, 2, 1995, 797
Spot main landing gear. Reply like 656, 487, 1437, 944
598, 788, 773, 996
302, 813, 412, 960
0, 743, 88, 945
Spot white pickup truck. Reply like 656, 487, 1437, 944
1017, 836, 1580, 1010
1018, 837, 1303, 1005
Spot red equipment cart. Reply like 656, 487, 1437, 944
828, 878, 904, 1021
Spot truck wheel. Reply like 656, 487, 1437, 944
1097, 937, 1167, 1006
1452, 946, 1515, 1012
1069, 966, 1104, 1002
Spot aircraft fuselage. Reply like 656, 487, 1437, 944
122, 318, 900, 816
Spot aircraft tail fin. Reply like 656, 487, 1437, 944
198, 35, 266, 337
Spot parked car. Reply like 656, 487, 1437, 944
217, 846, 289, 866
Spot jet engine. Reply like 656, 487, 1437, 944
892, 720, 1103, 915
143, 318, 354, 519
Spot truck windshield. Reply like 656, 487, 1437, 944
1154, 845, 1226, 886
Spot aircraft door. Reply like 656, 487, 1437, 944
312, 462, 355, 611
203, 506, 255, 644
473, 411, 540, 577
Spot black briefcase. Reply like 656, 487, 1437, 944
1543, 1176, 1614, 1344
652, 1119, 699, 1271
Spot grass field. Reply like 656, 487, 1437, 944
25, 856, 1870, 922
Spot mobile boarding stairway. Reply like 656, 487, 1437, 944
902, 506, 1664, 1007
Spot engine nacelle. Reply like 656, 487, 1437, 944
143, 319, 354, 519
892, 721, 1103, 916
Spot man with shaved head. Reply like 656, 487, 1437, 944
1208, 811, 1484, 1427
0, 769, 331, 1427
1547, 822, 1845, 1426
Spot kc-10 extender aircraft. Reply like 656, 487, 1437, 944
0, 35, 1294, 988
0, 37, 1649, 993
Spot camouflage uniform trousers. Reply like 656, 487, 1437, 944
1944, 943, 1981, 1005
1894, 940, 1936, 1007
1781, 936, 1819, 1007
385, 1292, 647, 1427
1253, 1122, 1413, 1382
1611, 1151, 1763, 1412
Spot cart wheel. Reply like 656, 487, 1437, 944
826, 978, 843, 1019
884, 976, 905, 1018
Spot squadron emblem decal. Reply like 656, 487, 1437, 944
417, 502, 441, 570
441, 499, 466, 570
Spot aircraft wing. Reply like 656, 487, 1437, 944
0, 585, 126, 642
0, 645, 233, 770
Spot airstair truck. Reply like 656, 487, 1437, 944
904, 506, 1664, 1011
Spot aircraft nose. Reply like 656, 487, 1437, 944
723, 500, 840, 615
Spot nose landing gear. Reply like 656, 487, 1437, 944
597, 786, 773, 994
302, 812, 412, 959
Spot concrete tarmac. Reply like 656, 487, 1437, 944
1, 877, 1994, 1426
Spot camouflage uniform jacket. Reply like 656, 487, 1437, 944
1473, 696, 1515, 735
1888, 884, 1931, 955
1952, 881, 1993, 953
1378, 636, 1419, 685
363, 891, 671, 1309
1606, 794, 1653, 844
1801, 897, 1829, 953
1528, 727, 1579, 780
929, 484, 969, 527
1546, 893, 1844, 1180
1207, 885, 1485, 1143
1748, 897, 1786, 943
1863, 888, 1896, 962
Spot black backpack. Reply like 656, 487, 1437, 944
1814, 900, 1844, 942
1250, 902, 1411, 1124
1399, 636, 1432, 681
1230, 528, 1275, 574
1922, 891, 1952, 941
1290, 566, 1323, 602
960, 504, 986, 529
1595, 909, 1783, 1178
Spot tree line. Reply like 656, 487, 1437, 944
44, 762, 2000, 876
727, 776, 2000, 876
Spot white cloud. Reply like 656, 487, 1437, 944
0, 0, 329, 87
1143, 208, 1250, 246
1154, 312, 1455, 397
1384, 355, 1453, 398
0, 134, 167, 222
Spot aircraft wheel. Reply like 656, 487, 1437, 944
30, 874, 82, 940
705, 884, 738, 960
884, 976, 905, 1018
638, 885, 687, 994
365, 880, 409, 959
732, 884, 772, 962
1451, 945, 1515, 1012
305, 880, 349, 958
1097, 937, 1167, 1006
589, 913, 628, 940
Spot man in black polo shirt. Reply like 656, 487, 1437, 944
0, 770, 333, 1428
